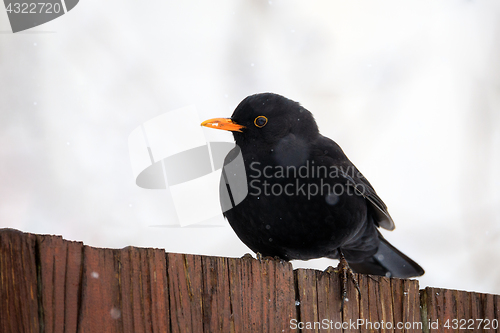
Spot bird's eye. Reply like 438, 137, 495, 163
254, 116, 268, 128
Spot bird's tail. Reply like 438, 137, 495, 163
348, 232, 424, 278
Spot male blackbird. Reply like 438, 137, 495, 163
201, 93, 424, 293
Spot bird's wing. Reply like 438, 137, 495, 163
314, 136, 395, 231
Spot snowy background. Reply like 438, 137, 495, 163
1, 0, 500, 295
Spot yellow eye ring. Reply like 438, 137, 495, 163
254, 116, 268, 128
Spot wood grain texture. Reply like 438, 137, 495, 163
420, 287, 500, 333
77, 245, 170, 333
167, 252, 204, 333
36, 234, 83, 333
0, 229, 39, 333
316, 269, 343, 333
2, 229, 500, 333
200, 255, 232, 333
292, 270, 422, 333
228, 255, 295, 333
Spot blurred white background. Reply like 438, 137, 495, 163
1, 0, 499, 294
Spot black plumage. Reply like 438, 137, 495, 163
202, 93, 424, 279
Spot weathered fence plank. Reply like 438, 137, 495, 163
420, 287, 500, 333
36, 233, 83, 333
0, 229, 39, 333
316, 269, 343, 332
200, 255, 231, 333
1, 229, 500, 333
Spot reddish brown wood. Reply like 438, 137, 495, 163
421, 287, 444, 333
78, 246, 121, 332
495, 295, 500, 333
295, 268, 319, 332
404, 279, 422, 333
293, 272, 423, 333
316, 269, 343, 333
200, 255, 231, 333
454, 289, 469, 333
481, 292, 495, 331
469, 291, 482, 333
343, 272, 361, 333
76, 245, 170, 333
442, 288, 456, 333
167, 252, 203, 333
228, 255, 295, 333
226, 256, 248, 332
3, 229, 500, 333
379, 276, 394, 333
0, 229, 39, 333
145, 248, 171, 333
273, 258, 297, 332
367, 275, 382, 333
420, 287, 500, 333
358, 274, 371, 333
390, 278, 403, 333
36, 234, 83, 333
117, 246, 170, 333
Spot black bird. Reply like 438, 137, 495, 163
201, 93, 424, 302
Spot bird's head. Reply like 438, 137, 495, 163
201, 93, 319, 149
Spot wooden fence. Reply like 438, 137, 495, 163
1, 228, 499, 332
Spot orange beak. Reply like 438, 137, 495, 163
200, 118, 245, 132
